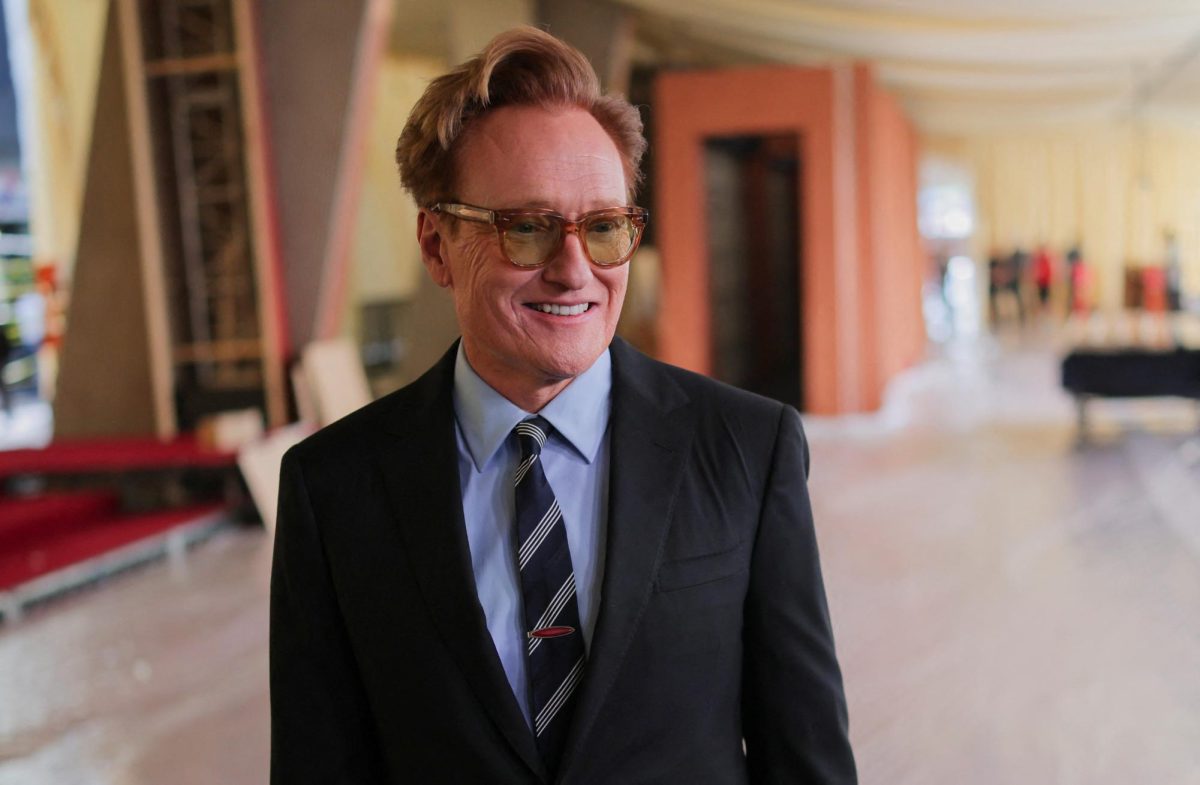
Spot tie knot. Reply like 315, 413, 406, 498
514, 417, 551, 457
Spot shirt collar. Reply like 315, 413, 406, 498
452, 343, 612, 472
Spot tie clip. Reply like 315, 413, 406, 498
528, 625, 576, 639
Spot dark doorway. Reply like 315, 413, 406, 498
704, 135, 803, 409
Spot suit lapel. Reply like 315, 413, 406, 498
558, 340, 695, 778
376, 346, 545, 780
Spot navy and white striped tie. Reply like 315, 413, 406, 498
513, 417, 585, 772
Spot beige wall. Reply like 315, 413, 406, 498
350, 56, 442, 310
445, 0, 533, 63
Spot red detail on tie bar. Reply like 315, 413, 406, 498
528, 626, 576, 639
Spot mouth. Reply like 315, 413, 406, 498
525, 302, 593, 316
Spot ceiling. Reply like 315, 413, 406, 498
617, 0, 1200, 133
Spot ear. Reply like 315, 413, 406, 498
418, 210, 453, 288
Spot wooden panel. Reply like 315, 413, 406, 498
314, 0, 394, 342
233, 0, 289, 427
53, 4, 160, 439
257, 0, 367, 350
115, 0, 177, 439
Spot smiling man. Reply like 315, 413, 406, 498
419, 103, 631, 412
270, 26, 856, 785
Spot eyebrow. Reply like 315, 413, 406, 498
497, 201, 629, 214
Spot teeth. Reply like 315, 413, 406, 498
533, 303, 589, 316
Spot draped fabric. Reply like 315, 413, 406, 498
14, 0, 108, 274
927, 128, 1200, 307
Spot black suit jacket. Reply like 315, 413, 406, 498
270, 338, 856, 784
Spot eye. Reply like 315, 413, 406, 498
589, 221, 617, 234
508, 214, 555, 237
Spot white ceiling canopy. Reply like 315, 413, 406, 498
619, 0, 1200, 132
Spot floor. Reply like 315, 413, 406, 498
807, 331, 1200, 785
1, 332, 1198, 784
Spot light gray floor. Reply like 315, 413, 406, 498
1, 333, 1198, 784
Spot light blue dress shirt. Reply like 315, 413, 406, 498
452, 344, 611, 726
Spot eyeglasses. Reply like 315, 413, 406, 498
430, 202, 649, 268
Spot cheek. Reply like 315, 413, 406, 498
460, 267, 537, 321
602, 270, 630, 311
449, 242, 504, 303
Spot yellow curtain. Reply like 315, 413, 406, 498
926, 124, 1200, 309
22, 0, 109, 276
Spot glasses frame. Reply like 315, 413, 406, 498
430, 202, 649, 268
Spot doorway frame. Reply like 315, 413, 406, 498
654, 64, 866, 415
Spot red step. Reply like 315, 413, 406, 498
0, 437, 237, 480
0, 491, 122, 550
0, 503, 227, 591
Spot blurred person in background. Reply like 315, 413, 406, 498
0, 321, 11, 415
269, 26, 856, 785
1067, 245, 1094, 315
1032, 244, 1055, 315
1163, 229, 1182, 312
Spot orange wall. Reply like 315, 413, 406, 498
853, 64, 881, 410
870, 90, 924, 394
655, 65, 858, 414
654, 63, 923, 415
856, 65, 924, 410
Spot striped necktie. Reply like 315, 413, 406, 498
513, 417, 586, 772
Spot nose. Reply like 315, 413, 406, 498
541, 228, 592, 290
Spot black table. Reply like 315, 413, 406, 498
1061, 348, 1200, 437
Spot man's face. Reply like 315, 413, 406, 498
421, 105, 630, 403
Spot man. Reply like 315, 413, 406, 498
271, 26, 856, 784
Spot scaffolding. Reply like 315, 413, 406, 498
128, 0, 283, 429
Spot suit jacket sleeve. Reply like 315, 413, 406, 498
742, 405, 857, 784
270, 447, 385, 784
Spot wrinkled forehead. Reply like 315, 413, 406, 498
452, 105, 627, 210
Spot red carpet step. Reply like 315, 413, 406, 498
0, 436, 242, 620
0, 490, 122, 550
0, 437, 236, 480
0, 502, 229, 596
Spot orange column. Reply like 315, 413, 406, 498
655, 66, 849, 414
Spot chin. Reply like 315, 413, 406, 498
529, 344, 605, 381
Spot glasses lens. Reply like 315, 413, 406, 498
584, 214, 638, 265
502, 214, 559, 266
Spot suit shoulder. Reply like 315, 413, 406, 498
613, 340, 795, 453
671, 361, 787, 415
283, 389, 395, 475
286, 365, 451, 475
623, 344, 790, 420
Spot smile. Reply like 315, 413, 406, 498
529, 303, 591, 316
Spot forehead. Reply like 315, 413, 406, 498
454, 105, 627, 210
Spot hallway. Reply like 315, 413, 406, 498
1, 333, 1198, 784
810, 332, 1200, 784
